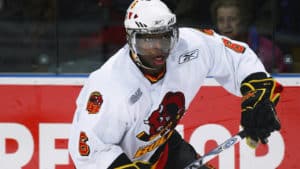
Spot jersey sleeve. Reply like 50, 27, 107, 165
68, 72, 130, 169
205, 32, 268, 96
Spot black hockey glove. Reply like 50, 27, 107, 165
240, 72, 283, 148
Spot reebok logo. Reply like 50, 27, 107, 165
178, 49, 199, 64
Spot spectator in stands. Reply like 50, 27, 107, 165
210, 0, 289, 73
79, 0, 128, 61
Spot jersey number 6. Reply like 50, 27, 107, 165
222, 38, 245, 53
79, 131, 90, 156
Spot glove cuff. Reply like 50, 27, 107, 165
241, 72, 283, 106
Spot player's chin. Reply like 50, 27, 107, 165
150, 60, 165, 70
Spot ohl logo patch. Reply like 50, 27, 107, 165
86, 91, 103, 114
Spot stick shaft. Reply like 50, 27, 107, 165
184, 130, 246, 169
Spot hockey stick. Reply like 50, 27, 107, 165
184, 130, 247, 169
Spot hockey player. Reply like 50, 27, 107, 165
68, 0, 282, 168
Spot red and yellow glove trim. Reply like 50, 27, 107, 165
241, 77, 283, 111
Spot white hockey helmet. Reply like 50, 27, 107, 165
124, 0, 178, 68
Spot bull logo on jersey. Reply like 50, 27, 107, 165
86, 91, 103, 114
137, 91, 185, 142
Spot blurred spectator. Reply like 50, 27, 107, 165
210, 0, 290, 73
78, 0, 127, 61
47, 0, 129, 73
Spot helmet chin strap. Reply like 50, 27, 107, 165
131, 51, 158, 71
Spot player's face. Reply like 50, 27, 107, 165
216, 6, 241, 39
135, 31, 173, 69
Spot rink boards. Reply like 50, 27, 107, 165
0, 75, 299, 169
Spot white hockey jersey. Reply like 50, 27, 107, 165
68, 28, 267, 169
